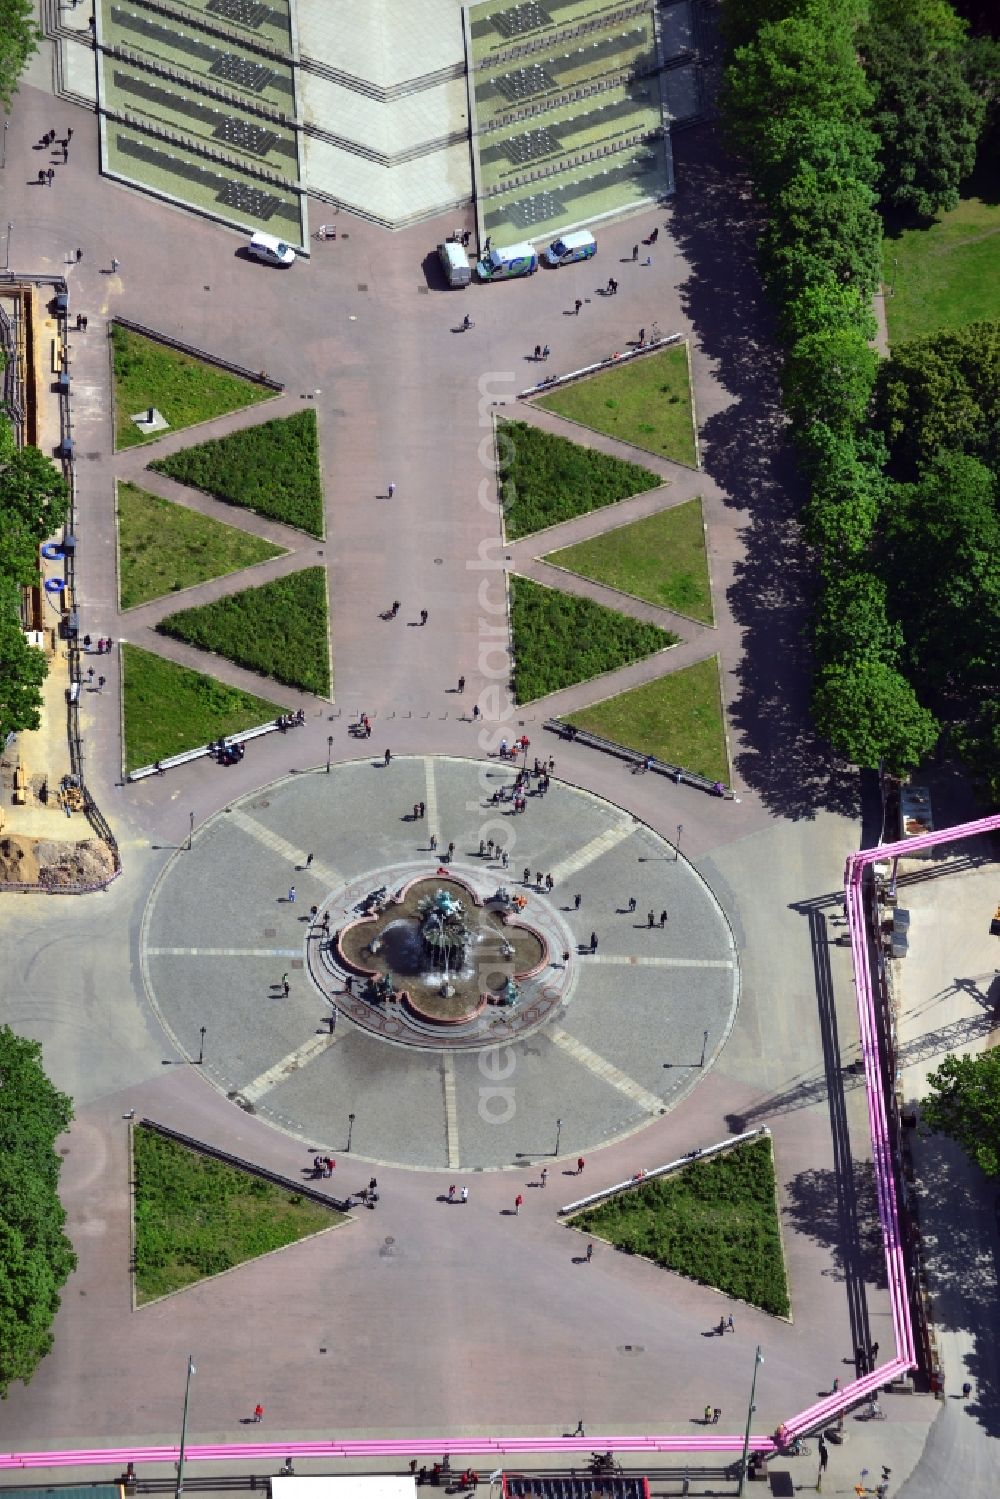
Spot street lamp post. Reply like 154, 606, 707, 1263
347, 1112, 355, 1151
326, 734, 333, 773
555, 1117, 562, 1155
700, 1029, 708, 1068
2, 122, 8, 171
187, 811, 194, 852
5, 223, 12, 272
175, 1354, 196, 1499
198, 1027, 206, 1066
675, 823, 683, 862
737, 1346, 764, 1497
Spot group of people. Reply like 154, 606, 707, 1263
312, 1154, 336, 1178
82, 634, 113, 653
276, 709, 306, 731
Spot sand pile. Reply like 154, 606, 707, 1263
0, 835, 117, 888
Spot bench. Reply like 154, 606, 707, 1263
12, 765, 28, 804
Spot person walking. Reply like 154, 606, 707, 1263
460, 1186, 468, 1203
387, 481, 396, 498
638, 327, 646, 345
534, 344, 542, 359
659, 909, 668, 928
574, 893, 582, 909
712, 1408, 721, 1425
420, 609, 428, 625
282, 978, 290, 998
817, 1437, 828, 1472
727, 1314, 734, 1333
306, 852, 314, 868
869, 1341, 879, 1363
288, 885, 296, 903
628, 896, 637, 912
253, 1404, 264, 1423
576, 1156, 585, 1174
540, 1167, 548, 1188
384, 748, 392, 765
632, 244, 639, 261
514, 1193, 523, 1215
589, 931, 598, 953
430, 833, 438, 852
574, 299, 582, 315
97, 674, 106, 692
648, 910, 655, 928
110, 256, 119, 272
649, 227, 658, 244
703, 1406, 712, 1425
541, 344, 550, 360
585, 1243, 593, 1263
46, 167, 55, 185
75, 246, 83, 262
458, 675, 465, 692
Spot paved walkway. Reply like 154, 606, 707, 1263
0, 89, 939, 1474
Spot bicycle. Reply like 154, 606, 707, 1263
457, 316, 475, 331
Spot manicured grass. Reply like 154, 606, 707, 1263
572, 1136, 790, 1317
536, 344, 697, 465
883, 197, 1000, 344
117, 482, 285, 610
510, 575, 674, 703
499, 420, 661, 540
112, 324, 271, 450
562, 658, 729, 783
150, 409, 324, 537
157, 566, 331, 696
133, 1126, 342, 1303
544, 499, 713, 623
121, 644, 288, 773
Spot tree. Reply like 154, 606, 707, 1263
0, 1026, 76, 1398
763, 169, 882, 298
0, 443, 69, 551
874, 321, 1000, 478
923, 1050, 1000, 1177
953, 699, 1000, 803
813, 572, 903, 665
781, 328, 879, 433
864, 20, 986, 218
0, 584, 48, 744
883, 452, 1000, 694
812, 657, 939, 772
777, 279, 877, 344
0, 0, 38, 111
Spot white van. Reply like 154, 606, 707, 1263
544, 230, 597, 267
248, 231, 296, 267
438, 241, 472, 288
476, 242, 539, 281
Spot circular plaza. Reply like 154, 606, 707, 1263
141, 756, 739, 1169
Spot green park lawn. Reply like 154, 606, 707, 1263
572, 1136, 790, 1317
561, 657, 729, 783
112, 324, 272, 450
883, 196, 1000, 344
536, 343, 697, 465
150, 409, 325, 537
117, 482, 285, 609
544, 499, 713, 623
511, 575, 674, 702
157, 565, 331, 696
133, 1126, 343, 1303
499, 421, 661, 540
121, 645, 288, 773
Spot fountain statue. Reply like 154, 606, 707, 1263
416, 887, 471, 998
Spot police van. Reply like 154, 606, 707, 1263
544, 230, 597, 267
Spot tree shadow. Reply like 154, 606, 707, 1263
782, 1161, 888, 1293
666, 124, 859, 819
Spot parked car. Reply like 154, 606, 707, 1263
544, 230, 597, 267
247, 231, 296, 267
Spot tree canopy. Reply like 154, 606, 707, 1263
0, 1026, 76, 1399
0, 0, 38, 112
812, 658, 940, 774
873, 321, 1000, 478
923, 1049, 1000, 1178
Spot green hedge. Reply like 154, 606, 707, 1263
499, 420, 661, 539
511, 575, 674, 702
150, 409, 324, 536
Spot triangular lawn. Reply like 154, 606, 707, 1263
150, 409, 324, 537
571, 1136, 790, 1317
498, 419, 661, 540
535, 343, 697, 465
157, 565, 331, 696
118, 482, 286, 609
112, 324, 272, 451
122, 644, 289, 774
544, 499, 713, 624
510, 575, 675, 702
561, 658, 729, 783
133, 1125, 345, 1304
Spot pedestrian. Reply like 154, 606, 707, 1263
321, 911, 331, 935
309, 904, 319, 923
712, 1408, 721, 1425
420, 609, 428, 625
574, 893, 582, 909
628, 896, 636, 912
324, 1157, 335, 1177
306, 852, 314, 867
523, 866, 531, 884
97, 674, 106, 692
585, 1243, 593, 1262
577, 1157, 585, 1174
501, 849, 509, 869
574, 299, 582, 315
612, 278, 618, 294
540, 1167, 548, 1187
87, 666, 94, 683
703, 1405, 712, 1425
37, 168, 46, 184
430, 833, 438, 851
545, 873, 554, 891
254, 1403, 264, 1423
447, 840, 455, 860
47, 167, 55, 185
473, 704, 481, 720
110, 256, 119, 272
288, 885, 296, 903
832, 1376, 839, 1393
817, 1438, 828, 1471
869, 1341, 879, 1363
384, 748, 392, 765
638, 327, 645, 345
80, 314, 88, 331
648, 910, 655, 928
460, 1186, 468, 1203
448, 1184, 456, 1202
590, 932, 598, 953
458, 675, 465, 693
387, 481, 396, 498
369, 1176, 378, 1195
727, 1313, 734, 1333
660, 909, 668, 928
632, 244, 639, 261
541, 344, 550, 360
75, 246, 83, 262
66, 127, 73, 143
534, 344, 542, 359
282, 978, 290, 998
606, 277, 614, 294
514, 1193, 523, 1214
574, 1419, 586, 1436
